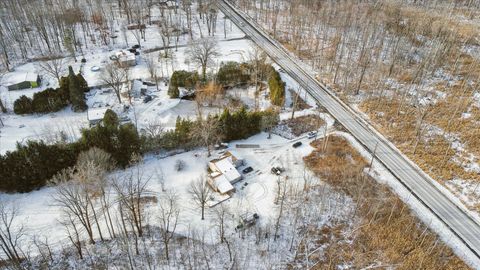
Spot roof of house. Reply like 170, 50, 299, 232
87, 107, 109, 122
1, 71, 39, 86
212, 156, 242, 182
116, 51, 136, 62
212, 174, 235, 194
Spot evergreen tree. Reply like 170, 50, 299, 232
13, 95, 33, 114
168, 71, 199, 98
58, 76, 70, 101
80, 110, 140, 167
68, 66, 87, 112
268, 69, 286, 106
76, 73, 89, 93
0, 141, 78, 192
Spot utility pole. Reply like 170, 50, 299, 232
369, 142, 379, 173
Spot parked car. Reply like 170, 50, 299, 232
307, 131, 318, 139
292, 141, 302, 148
271, 167, 285, 175
236, 213, 259, 231
242, 166, 254, 174
143, 95, 153, 103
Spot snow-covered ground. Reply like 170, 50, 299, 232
0, 9, 255, 154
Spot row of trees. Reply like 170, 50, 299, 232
13, 66, 88, 114
0, 110, 140, 193
145, 106, 279, 155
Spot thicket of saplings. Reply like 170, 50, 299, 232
168, 61, 285, 106
303, 136, 468, 269
13, 66, 88, 114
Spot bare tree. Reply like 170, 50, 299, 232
76, 148, 117, 239
112, 164, 151, 238
158, 192, 180, 261
53, 170, 96, 244
38, 57, 67, 84
213, 204, 230, 244
261, 110, 279, 139
144, 120, 164, 138
188, 177, 213, 220
144, 54, 160, 90
186, 37, 220, 80
0, 200, 25, 267
191, 114, 222, 157
100, 63, 129, 103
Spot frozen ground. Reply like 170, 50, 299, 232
0, 11, 256, 154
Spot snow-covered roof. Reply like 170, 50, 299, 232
1, 71, 39, 86
213, 157, 242, 182
87, 107, 109, 122
212, 174, 235, 194
116, 51, 136, 62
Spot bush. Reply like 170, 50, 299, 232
13, 95, 33, 114
168, 70, 199, 98
216, 61, 251, 87
175, 159, 186, 171
31, 88, 68, 113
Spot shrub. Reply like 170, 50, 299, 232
13, 95, 33, 114
31, 88, 67, 113
168, 70, 199, 98
175, 159, 186, 171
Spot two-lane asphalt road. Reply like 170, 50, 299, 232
219, 0, 480, 261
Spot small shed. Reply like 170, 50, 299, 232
2, 71, 41, 91
87, 107, 109, 126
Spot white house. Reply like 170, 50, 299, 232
115, 51, 136, 67
208, 151, 244, 194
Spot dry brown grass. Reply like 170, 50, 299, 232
360, 96, 480, 184
283, 115, 325, 137
302, 135, 470, 269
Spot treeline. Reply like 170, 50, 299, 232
0, 110, 140, 193
0, 105, 276, 193
14, 66, 88, 114
144, 106, 278, 151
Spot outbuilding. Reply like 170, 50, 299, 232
2, 71, 41, 91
